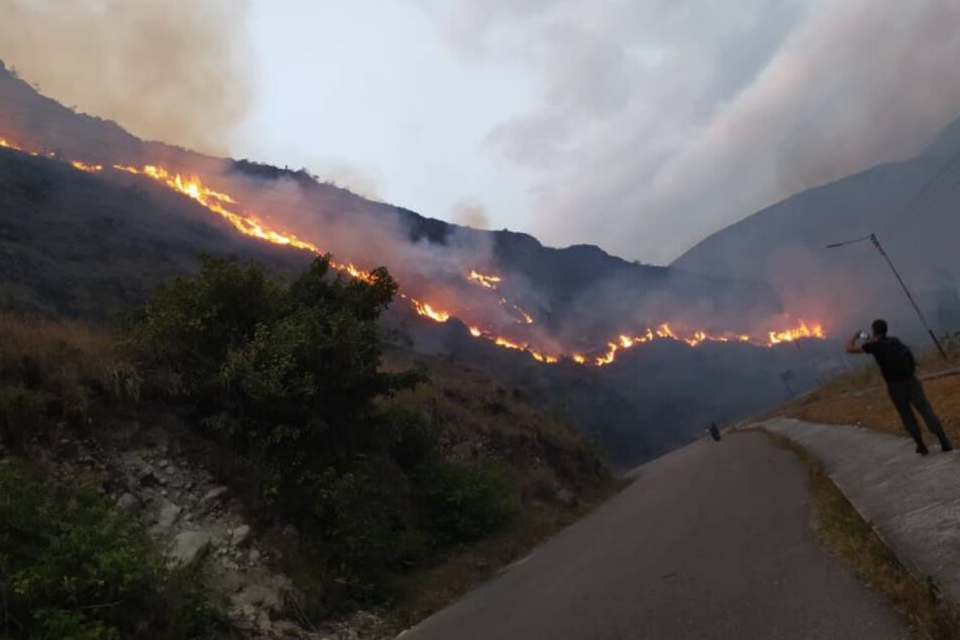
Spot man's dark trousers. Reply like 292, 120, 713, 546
887, 377, 951, 449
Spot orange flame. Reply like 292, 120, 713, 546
515, 305, 534, 325
1, 132, 829, 368
411, 299, 450, 323
71, 160, 103, 173
468, 270, 502, 290
768, 321, 825, 345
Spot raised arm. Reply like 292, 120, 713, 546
846, 331, 864, 354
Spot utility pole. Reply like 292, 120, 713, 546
827, 233, 948, 360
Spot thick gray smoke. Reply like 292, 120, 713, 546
413, 0, 960, 264
0, 0, 253, 154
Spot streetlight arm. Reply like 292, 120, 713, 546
868, 234, 948, 360
826, 232, 948, 361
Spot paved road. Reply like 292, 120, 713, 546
403, 432, 912, 640
765, 417, 960, 601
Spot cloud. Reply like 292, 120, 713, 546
0, 0, 253, 154
412, 0, 960, 264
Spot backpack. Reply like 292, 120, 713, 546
884, 338, 916, 380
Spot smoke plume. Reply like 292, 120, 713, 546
0, 0, 253, 154
451, 199, 491, 229
414, 0, 960, 264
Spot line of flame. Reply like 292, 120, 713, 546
0, 134, 828, 367
467, 270, 502, 290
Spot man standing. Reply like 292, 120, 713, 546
846, 319, 953, 455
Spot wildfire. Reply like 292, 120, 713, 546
583, 321, 826, 367
768, 321, 825, 344
411, 299, 450, 323
0, 131, 829, 368
468, 270, 501, 290
514, 305, 534, 325
71, 160, 103, 173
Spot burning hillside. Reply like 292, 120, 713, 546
0, 131, 827, 365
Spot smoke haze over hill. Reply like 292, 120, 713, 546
0, 0, 253, 154
414, 0, 960, 263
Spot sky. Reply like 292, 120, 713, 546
2, 0, 960, 265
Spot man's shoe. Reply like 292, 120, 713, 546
942, 442, 954, 453
916, 444, 930, 455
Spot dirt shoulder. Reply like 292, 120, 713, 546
773, 342, 960, 445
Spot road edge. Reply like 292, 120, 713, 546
746, 425, 960, 640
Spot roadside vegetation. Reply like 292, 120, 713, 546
0, 254, 614, 635
0, 461, 218, 640
765, 431, 960, 640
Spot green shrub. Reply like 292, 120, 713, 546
426, 460, 520, 543
126, 256, 427, 605
122, 254, 285, 395
0, 460, 218, 639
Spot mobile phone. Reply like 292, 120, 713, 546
858, 331, 869, 340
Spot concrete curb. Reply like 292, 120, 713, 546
757, 417, 960, 602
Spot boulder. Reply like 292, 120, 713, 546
198, 485, 228, 512
230, 524, 252, 548
116, 493, 139, 511
157, 501, 183, 529
233, 575, 292, 614
169, 531, 211, 568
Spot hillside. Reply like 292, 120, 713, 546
674, 115, 960, 339
0, 58, 834, 468
0, 58, 782, 340
0, 147, 309, 319
0, 264, 615, 638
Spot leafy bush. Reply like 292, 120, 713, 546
425, 460, 520, 543
0, 460, 218, 639
126, 256, 432, 601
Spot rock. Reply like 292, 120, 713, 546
198, 485, 228, 512
233, 576, 292, 614
248, 549, 261, 564
169, 531, 211, 568
554, 488, 576, 506
116, 493, 139, 511
230, 524, 252, 548
138, 468, 159, 486
157, 501, 183, 529
451, 441, 475, 460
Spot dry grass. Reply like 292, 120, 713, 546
765, 431, 960, 639
776, 342, 960, 447
0, 313, 131, 453
0, 312, 120, 390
